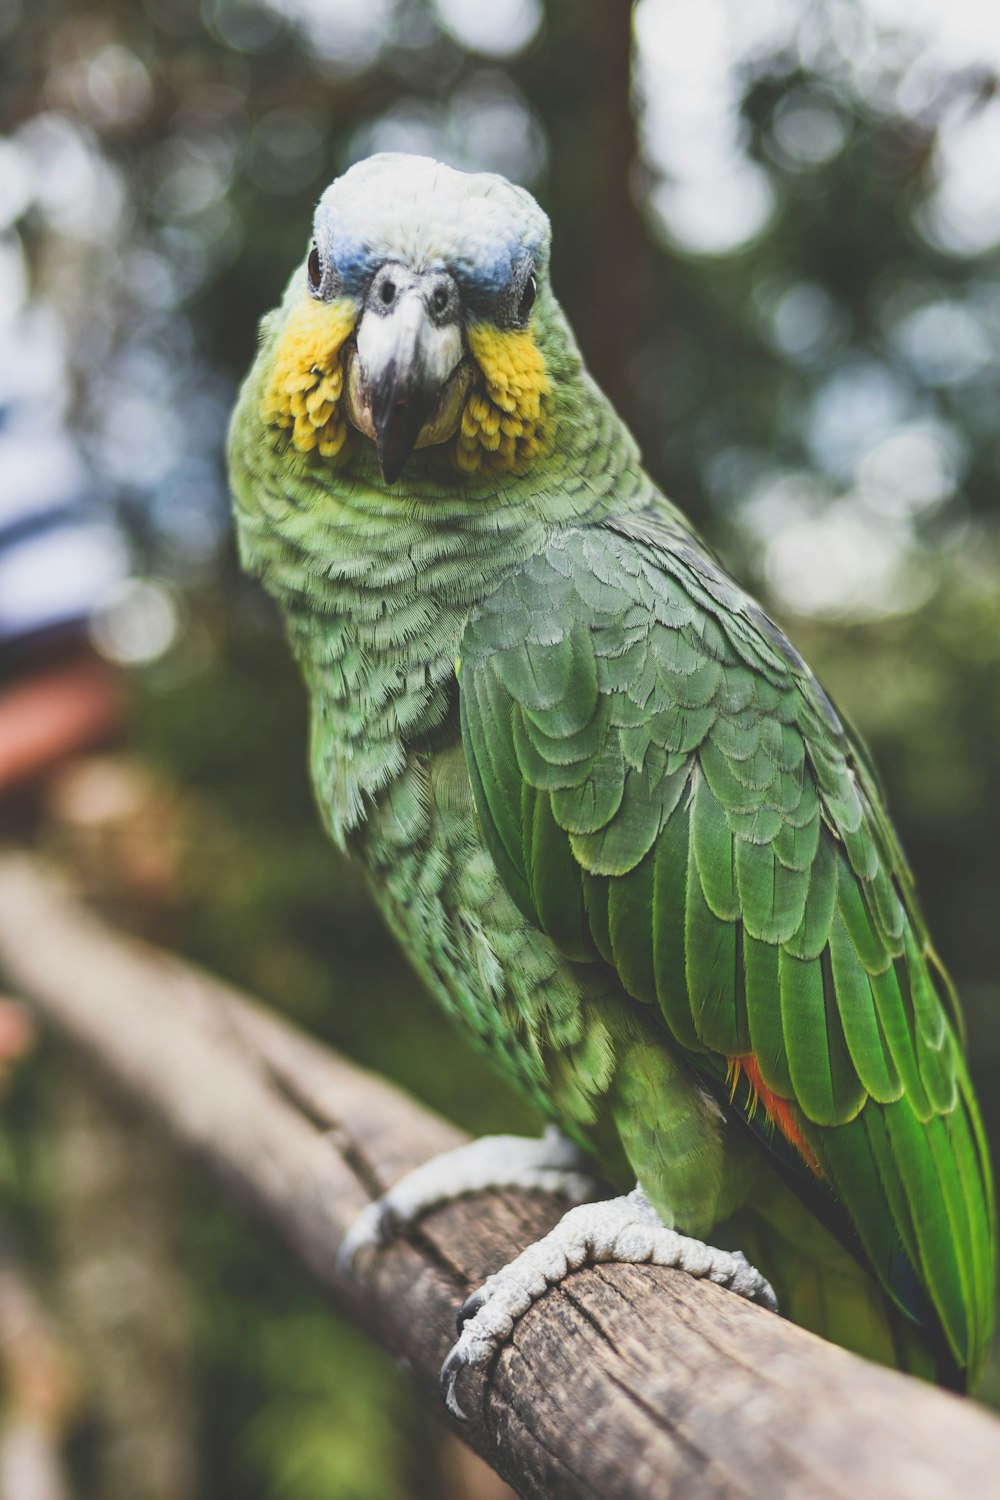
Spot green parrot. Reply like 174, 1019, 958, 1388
228, 154, 996, 1410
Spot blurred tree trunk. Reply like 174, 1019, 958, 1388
529, 0, 643, 412
591, 0, 643, 414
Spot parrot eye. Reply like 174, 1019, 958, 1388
307, 243, 323, 294
518, 272, 537, 322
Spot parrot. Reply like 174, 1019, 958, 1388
227, 154, 996, 1413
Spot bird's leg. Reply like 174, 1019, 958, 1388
440, 1186, 778, 1419
337, 1125, 606, 1271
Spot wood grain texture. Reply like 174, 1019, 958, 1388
0, 851, 997, 1500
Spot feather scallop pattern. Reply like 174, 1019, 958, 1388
459, 517, 995, 1382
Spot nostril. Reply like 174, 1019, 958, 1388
380, 279, 397, 306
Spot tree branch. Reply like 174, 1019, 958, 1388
0, 851, 997, 1500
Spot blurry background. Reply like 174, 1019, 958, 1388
1, 0, 999, 1495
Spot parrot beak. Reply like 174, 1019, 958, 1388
368, 301, 441, 485
353, 266, 464, 484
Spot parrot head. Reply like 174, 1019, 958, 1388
260, 154, 559, 485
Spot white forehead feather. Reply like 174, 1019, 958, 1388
315, 154, 550, 286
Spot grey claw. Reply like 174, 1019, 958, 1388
440, 1347, 469, 1421
457, 1286, 487, 1333
758, 1282, 779, 1314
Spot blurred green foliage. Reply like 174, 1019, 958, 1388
2, 0, 1000, 1493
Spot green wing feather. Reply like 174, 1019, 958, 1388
459, 517, 996, 1384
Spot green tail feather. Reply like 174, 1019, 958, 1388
725, 1165, 955, 1387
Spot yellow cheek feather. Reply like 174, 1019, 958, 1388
457, 321, 551, 473
261, 296, 357, 460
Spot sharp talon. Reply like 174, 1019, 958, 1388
440, 1348, 468, 1421
723, 1250, 778, 1313
457, 1287, 487, 1333
758, 1282, 779, 1315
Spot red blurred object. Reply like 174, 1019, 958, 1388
0, 650, 122, 803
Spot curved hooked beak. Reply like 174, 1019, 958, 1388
352, 267, 465, 484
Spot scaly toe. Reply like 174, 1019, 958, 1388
337, 1200, 393, 1274
436, 1190, 779, 1420
338, 1130, 604, 1280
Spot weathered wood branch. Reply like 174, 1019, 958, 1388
0, 851, 997, 1500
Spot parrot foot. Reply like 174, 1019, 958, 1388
337, 1126, 604, 1273
440, 1185, 778, 1420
